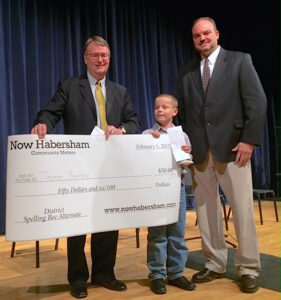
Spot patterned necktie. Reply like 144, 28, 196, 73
96, 81, 108, 131
202, 58, 210, 92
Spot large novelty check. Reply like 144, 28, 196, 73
6, 134, 181, 241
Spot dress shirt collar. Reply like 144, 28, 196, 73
201, 46, 220, 65
200, 46, 221, 76
152, 122, 175, 133
87, 71, 106, 88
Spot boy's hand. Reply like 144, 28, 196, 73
150, 131, 160, 138
181, 144, 191, 153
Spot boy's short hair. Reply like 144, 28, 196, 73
155, 94, 178, 108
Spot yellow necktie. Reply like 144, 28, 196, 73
96, 81, 108, 131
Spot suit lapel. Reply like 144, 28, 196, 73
105, 80, 114, 117
189, 59, 204, 96
79, 76, 115, 123
206, 48, 228, 100
79, 74, 97, 115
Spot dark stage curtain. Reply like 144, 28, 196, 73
0, 0, 279, 233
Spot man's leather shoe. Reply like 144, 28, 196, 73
151, 278, 166, 294
70, 281, 88, 298
240, 275, 259, 293
93, 279, 127, 291
168, 276, 196, 291
192, 268, 225, 283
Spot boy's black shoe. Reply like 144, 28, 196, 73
151, 278, 166, 294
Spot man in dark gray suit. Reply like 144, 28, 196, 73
177, 17, 267, 293
32, 36, 140, 298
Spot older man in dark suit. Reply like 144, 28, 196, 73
32, 36, 140, 298
177, 17, 267, 293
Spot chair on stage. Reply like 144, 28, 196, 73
11, 228, 140, 267
135, 228, 140, 248
184, 170, 236, 248
184, 170, 229, 229
10, 239, 59, 268
227, 189, 279, 225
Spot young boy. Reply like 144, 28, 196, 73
142, 94, 196, 294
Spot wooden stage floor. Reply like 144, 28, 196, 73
0, 201, 280, 299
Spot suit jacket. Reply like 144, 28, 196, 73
177, 48, 267, 164
34, 73, 141, 134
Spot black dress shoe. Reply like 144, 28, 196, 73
192, 268, 225, 283
168, 276, 196, 291
70, 280, 88, 298
93, 279, 127, 291
240, 275, 259, 293
151, 278, 166, 294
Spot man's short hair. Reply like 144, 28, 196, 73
83, 36, 110, 54
192, 17, 218, 31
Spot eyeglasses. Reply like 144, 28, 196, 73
85, 53, 110, 61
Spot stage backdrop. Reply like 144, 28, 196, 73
0, 0, 280, 234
